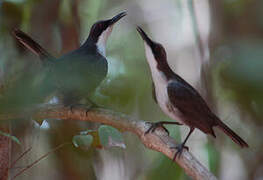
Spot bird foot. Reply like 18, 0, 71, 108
144, 122, 170, 135
86, 99, 100, 109
170, 144, 189, 161
69, 103, 96, 116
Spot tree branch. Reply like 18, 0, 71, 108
1, 105, 217, 180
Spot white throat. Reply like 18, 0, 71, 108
144, 42, 167, 83
96, 26, 113, 57
144, 42, 183, 123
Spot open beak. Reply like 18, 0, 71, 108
109, 11, 127, 25
136, 26, 153, 46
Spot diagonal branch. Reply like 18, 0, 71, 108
0, 105, 217, 180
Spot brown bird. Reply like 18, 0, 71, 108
136, 26, 248, 160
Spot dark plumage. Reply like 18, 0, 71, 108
48, 43, 108, 105
12, 12, 126, 107
12, 29, 53, 61
137, 26, 248, 160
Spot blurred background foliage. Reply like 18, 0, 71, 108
0, 0, 261, 179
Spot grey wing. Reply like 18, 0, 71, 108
53, 52, 107, 92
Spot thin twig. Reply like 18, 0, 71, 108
1, 105, 217, 180
9, 147, 32, 169
11, 142, 70, 180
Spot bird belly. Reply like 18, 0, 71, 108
154, 77, 185, 124
159, 100, 185, 124
51, 54, 108, 105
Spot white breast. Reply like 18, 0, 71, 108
96, 26, 113, 57
144, 43, 184, 124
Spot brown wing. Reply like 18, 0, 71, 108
152, 82, 157, 103
167, 80, 216, 135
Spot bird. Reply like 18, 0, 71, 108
12, 11, 127, 107
136, 26, 248, 160
12, 29, 53, 61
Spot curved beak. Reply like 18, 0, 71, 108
136, 26, 153, 47
109, 11, 127, 25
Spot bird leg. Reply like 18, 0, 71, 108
69, 98, 99, 115
171, 128, 194, 161
69, 104, 88, 113
86, 98, 100, 109
84, 99, 102, 116
145, 121, 182, 135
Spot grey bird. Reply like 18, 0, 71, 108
13, 12, 127, 107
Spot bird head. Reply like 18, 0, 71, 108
88, 11, 127, 56
136, 26, 168, 73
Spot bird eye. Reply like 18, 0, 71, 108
155, 46, 160, 52
98, 24, 106, 31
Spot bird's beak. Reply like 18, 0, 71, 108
109, 11, 127, 25
136, 26, 153, 46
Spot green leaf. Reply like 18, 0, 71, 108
0, 130, 21, 145
98, 125, 125, 148
72, 135, 93, 149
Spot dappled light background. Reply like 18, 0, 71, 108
0, 0, 260, 179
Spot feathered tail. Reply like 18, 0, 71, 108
216, 118, 249, 148
12, 28, 53, 61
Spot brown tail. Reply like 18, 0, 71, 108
12, 28, 53, 61
216, 119, 249, 148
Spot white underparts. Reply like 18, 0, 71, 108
143, 43, 184, 124
144, 42, 169, 106
96, 26, 113, 57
